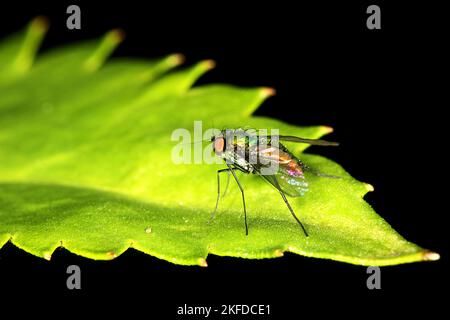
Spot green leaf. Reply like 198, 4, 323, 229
0, 20, 439, 266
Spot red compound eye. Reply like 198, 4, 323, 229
214, 137, 225, 153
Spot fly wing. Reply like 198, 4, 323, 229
275, 135, 339, 146
258, 171, 309, 197
250, 145, 308, 197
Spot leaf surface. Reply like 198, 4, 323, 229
0, 20, 439, 266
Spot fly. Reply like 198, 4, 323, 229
209, 128, 339, 236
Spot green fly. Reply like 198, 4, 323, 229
209, 128, 339, 236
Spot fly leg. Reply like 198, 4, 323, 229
209, 168, 232, 224
278, 191, 309, 237
270, 176, 309, 236
221, 169, 231, 197
227, 164, 249, 236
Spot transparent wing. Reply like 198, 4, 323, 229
258, 169, 309, 197
274, 135, 339, 146
251, 146, 308, 197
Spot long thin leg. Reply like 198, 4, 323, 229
278, 191, 309, 237
271, 175, 309, 236
221, 169, 231, 197
209, 168, 232, 223
226, 164, 249, 236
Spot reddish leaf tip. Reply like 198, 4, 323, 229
423, 250, 440, 261
31, 16, 49, 33
109, 28, 126, 44
260, 87, 276, 98
198, 258, 208, 267
107, 251, 117, 258
321, 125, 334, 134
167, 53, 185, 66
201, 59, 216, 70
274, 249, 284, 257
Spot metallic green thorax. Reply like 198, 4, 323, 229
213, 128, 309, 197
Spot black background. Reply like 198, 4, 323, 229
0, 1, 447, 317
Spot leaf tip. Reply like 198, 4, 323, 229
274, 249, 284, 257
198, 258, 208, 267
107, 251, 118, 258
175, 59, 216, 93
259, 87, 276, 99
167, 53, 185, 67
109, 28, 126, 44
193, 59, 216, 74
364, 183, 375, 192
320, 125, 334, 134
202, 59, 216, 71
31, 16, 50, 34
423, 250, 440, 261
43, 252, 52, 261
12, 16, 49, 74
241, 87, 276, 116
84, 29, 125, 72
